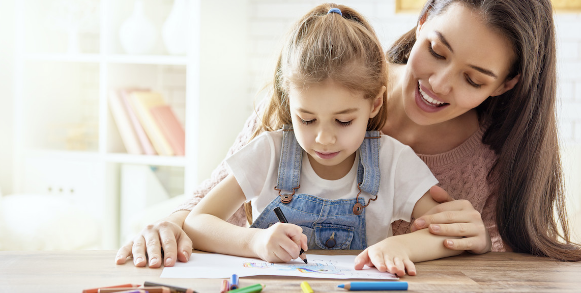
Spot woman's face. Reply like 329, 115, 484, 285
402, 3, 519, 125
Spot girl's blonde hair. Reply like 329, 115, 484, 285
252, 3, 387, 139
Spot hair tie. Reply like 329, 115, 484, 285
327, 8, 342, 16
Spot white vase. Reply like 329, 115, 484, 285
119, 0, 157, 55
162, 0, 188, 55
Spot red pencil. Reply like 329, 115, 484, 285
82, 284, 140, 293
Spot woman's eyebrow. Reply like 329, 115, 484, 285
435, 31, 498, 79
435, 31, 454, 53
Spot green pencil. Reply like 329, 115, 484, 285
227, 283, 265, 293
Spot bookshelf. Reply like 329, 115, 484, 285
12, 0, 201, 249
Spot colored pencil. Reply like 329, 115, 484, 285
227, 283, 265, 293
220, 279, 230, 293
337, 281, 408, 291
83, 284, 140, 293
301, 281, 314, 293
230, 274, 239, 290
143, 281, 196, 293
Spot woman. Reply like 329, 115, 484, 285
116, 0, 581, 268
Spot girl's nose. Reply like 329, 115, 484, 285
316, 126, 336, 146
429, 67, 453, 96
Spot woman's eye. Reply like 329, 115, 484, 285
428, 43, 444, 59
300, 118, 315, 125
336, 120, 352, 127
465, 74, 482, 88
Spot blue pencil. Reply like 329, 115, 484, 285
230, 274, 239, 290
338, 281, 408, 291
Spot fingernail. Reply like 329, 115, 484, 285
183, 251, 189, 261
150, 258, 158, 266
431, 224, 440, 232
446, 240, 454, 247
165, 257, 172, 266
135, 257, 143, 264
415, 219, 425, 228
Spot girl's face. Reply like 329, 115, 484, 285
402, 3, 519, 125
288, 79, 384, 179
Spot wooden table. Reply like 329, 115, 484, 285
1, 250, 580, 292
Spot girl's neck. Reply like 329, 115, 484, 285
383, 64, 480, 155
307, 153, 356, 180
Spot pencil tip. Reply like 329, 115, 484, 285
338, 284, 345, 288
303, 258, 308, 264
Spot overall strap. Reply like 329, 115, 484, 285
357, 130, 381, 195
274, 125, 302, 203
353, 130, 381, 215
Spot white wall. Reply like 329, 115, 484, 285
0, 0, 15, 195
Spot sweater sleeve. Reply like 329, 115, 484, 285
172, 106, 262, 226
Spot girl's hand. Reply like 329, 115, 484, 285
115, 210, 192, 268
250, 223, 308, 263
354, 238, 416, 277
411, 186, 491, 254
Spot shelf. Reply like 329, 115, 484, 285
24, 53, 102, 63
23, 53, 189, 65
26, 149, 101, 161
105, 153, 187, 167
106, 54, 188, 65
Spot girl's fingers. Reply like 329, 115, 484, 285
131, 236, 148, 267
384, 257, 396, 275
354, 249, 369, 270
367, 250, 387, 272
392, 257, 405, 277
403, 259, 416, 276
144, 232, 163, 268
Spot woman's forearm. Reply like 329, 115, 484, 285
183, 213, 259, 258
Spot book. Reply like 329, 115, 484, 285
119, 89, 157, 155
150, 105, 186, 156
129, 91, 175, 156
108, 90, 143, 155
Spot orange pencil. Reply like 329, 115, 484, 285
83, 284, 140, 293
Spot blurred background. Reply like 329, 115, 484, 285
0, 0, 579, 251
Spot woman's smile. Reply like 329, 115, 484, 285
415, 83, 449, 113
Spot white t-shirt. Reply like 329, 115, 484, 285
226, 130, 438, 246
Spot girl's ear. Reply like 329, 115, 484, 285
369, 86, 386, 118
491, 74, 520, 97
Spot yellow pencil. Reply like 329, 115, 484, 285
301, 281, 314, 293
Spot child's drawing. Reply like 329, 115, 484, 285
243, 258, 343, 275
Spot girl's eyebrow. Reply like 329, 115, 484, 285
298, 108, 359, 115
435, 31, 498, 79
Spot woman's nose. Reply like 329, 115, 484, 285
316, 127, 336, 145
429, 67, 453, 96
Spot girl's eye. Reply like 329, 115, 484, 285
300, 118, 315, 125
336, 120, 352, 127
428, 43, 444, 59
465, 74, 482, 88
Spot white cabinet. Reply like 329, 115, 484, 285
13, 0, 201, 249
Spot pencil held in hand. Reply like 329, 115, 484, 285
273, 207, 308, 264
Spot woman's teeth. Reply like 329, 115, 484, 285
419, 86, 446, 106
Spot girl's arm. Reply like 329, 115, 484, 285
183, 174, 308, 262
354, 190, 462, 276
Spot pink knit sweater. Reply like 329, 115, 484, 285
174, 109, 505, 252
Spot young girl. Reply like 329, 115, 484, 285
183, 4, 460, 277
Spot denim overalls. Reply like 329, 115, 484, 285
250, 125, 381, 250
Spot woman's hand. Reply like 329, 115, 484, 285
411, 186, 491, 254
115, 210, 193, 268
250, 223, 308, 263
354, 237, 416, 277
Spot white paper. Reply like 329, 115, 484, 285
160, 253, 398, 280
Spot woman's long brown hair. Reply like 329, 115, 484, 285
388, 0, 581, 261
